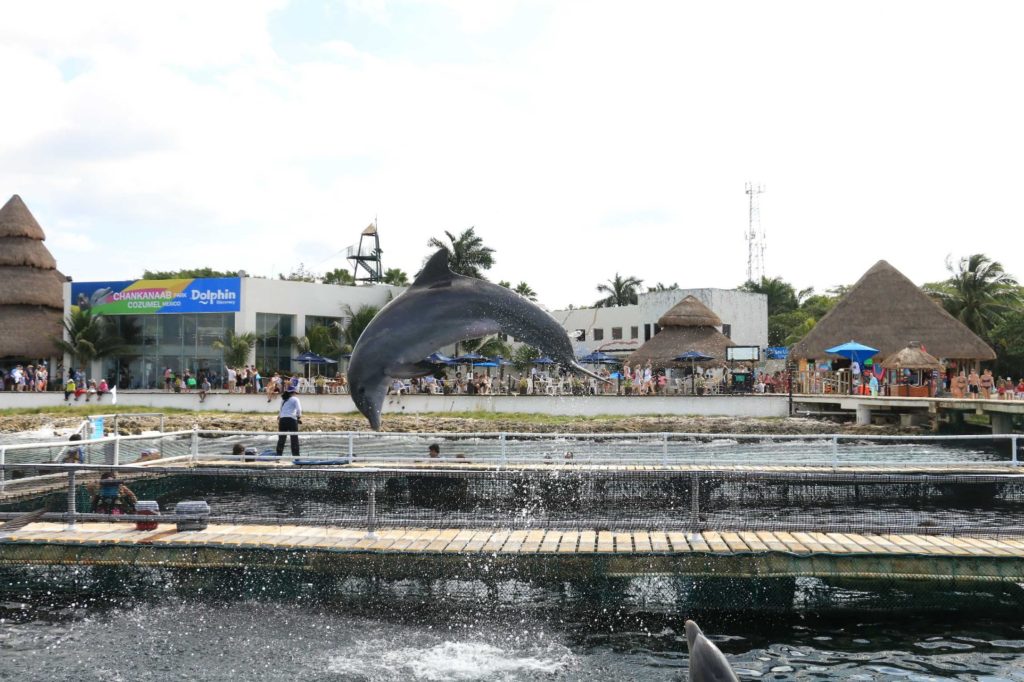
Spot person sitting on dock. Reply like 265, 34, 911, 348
60, 433, 84, 463
90, 473, 138, 515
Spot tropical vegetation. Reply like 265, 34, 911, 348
341, 304, 381, 351
212, 330, 259, 368
53, 309, 128, 369
141, 267, 237, 279
427, 227, 495, 279
594, 274, 644, 307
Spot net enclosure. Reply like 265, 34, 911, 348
1, 430, 1022, 539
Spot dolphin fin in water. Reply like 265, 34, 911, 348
685, 620, 739, 682
348, 248, 611, 430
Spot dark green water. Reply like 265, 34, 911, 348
1, 568, 1024, 681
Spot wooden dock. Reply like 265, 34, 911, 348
3, 522, 1024, 583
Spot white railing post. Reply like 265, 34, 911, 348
365, 475, 378, 540
113, 414, 119, 437
347, 432, 354, 464
160, 414, 166, 433
191, 424, 199, 462
0, 447, 5, 493
113, 434, 121, 467
65, 470, 77, 530
662, 433, 669, 467
831, 436, 839, 468
1013, 435, 1019, 467
500, 433, 507, 467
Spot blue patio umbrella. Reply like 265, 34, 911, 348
454, 352, 488, 364
825, 340, 879, 394
293, 351, 331, 377
532, 356, 556, 365
473, 361, 499, 367
578, 351, 620, 365
674, 351, 715, 393
425, 352, 455, 365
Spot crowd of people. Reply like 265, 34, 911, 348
0, 363, 49, 391
949, 369, 1024, 400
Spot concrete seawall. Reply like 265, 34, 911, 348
0, 391, 790, 418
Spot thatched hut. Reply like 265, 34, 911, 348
0, 195, 65, 360
625, 295, 736, 368
789, 260, 995, 364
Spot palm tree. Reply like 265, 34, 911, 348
648, 282, 679, 292
427, 227, 495, 279
514, 282, 537, 301
295, 324, 343, 360
212, 330, 259, 368
460, 335, 513, 360
594, 274, 644, 307
323, 268, 355, 285
382, 268, 409, 286
927, 254, 1021, 341
739, 276, 799, 317
54, 309, 128, 368
342, 304, 381, 351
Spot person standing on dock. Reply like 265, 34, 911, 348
276, 389, 302, 458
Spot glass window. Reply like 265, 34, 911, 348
630, 326, 638, 339
612, 327, 622, 340
256, 313, 296, 373
593, 328, 604, 341
722, 323, 731, 338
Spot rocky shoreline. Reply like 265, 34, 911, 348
0, 411, 922, 437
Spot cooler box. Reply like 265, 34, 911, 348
175, 500, 210, 531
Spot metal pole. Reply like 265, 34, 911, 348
689, 472, 700, 534
831, 436, 839, 468
500, 433, 507, 468
1013, 435, 1019, 467
113, 434, 120, 467
66, 470, 77, 530
0, 447, 5, 493
347, 433, 354, 464
365, 476, 377, 539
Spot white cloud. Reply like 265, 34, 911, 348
2, 1, 1024, 307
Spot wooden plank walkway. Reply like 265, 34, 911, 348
2, 522, 1023, 559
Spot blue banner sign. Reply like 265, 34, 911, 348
765, 347, 789, 360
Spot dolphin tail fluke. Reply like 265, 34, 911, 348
570, 361, 612, 384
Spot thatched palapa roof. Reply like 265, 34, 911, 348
790, 260, 995, 361
0, 195, 64, 359
882, 345, 943, 371
625, 295, 736, 368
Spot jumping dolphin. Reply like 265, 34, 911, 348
348, 249, 607, 430
685, 620, 739, 682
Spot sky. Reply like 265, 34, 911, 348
2, 1, 1023, 310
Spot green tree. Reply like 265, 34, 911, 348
460, 335, 513, 360
739, 276, 799, 317
342, 304, 381, 351
427, 227, 495, 279
279, 263, 319, 282
649, 282, 680, 292
511, 344, 541, 371
991, 309, 1024, 378
54, 310, 128, 368
514, 282, 537, 301
924, 254, 1021, 341
212, 330, 259, 368
594, 274, 644, 307
382, 268, 409, 286
295, 323, 343, 361
323, 268, 355, 285
142, 267, 237, 279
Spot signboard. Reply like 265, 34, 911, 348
765, 346, 789, 360
726, 346, 761, 362
71, 278, 241, 315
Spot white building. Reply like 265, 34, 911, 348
550, 289, 768, 355
65, 276, 402, 388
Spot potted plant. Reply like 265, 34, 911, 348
518, 378, 529, 395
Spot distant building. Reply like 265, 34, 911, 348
65, 276, 402, 389
550, 289, 768, 355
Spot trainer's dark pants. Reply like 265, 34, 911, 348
276, 417, 299, 456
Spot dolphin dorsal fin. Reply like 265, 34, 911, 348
412, 249, 455, 289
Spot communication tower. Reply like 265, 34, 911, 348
745, 182, 766, 282
347, 220, 382, 283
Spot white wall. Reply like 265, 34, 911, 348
551, 288, 768, 353
0, 390, 789, 419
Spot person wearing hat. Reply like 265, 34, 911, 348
276, 389, 302, 457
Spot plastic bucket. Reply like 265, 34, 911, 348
135, 500, 160, 531
175, 500, 210, 531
